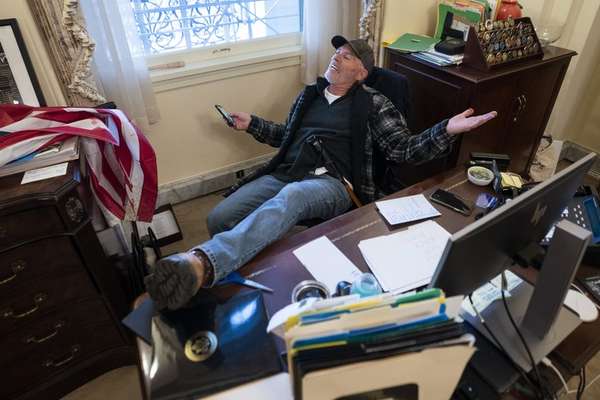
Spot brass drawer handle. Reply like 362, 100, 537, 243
2, 293, 46, 319
0, 260, 26, 285
25, 320, 65, 344
43, 345, 80, 368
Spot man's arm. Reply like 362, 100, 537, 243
229, 90, 305, 148
371, 95, 496, 164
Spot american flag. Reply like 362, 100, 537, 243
0, 104, 157, 222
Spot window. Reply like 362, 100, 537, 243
130, 0, 303, 56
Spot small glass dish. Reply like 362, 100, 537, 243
467, 166, 494, 186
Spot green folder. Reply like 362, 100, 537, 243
387, 33, 439, 53
434, 3, 482, 40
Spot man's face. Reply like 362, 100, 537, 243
324, 44, 367, 86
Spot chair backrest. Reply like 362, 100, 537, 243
364, 66, 410, 125
364, 67, 412, 196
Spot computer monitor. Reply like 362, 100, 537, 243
429, 152, 595, 391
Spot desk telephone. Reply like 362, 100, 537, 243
541, 185, 600, 266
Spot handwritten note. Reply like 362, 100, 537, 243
376, 194, 441, 225
358, 221, 450, 293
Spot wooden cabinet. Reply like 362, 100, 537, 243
384, 46, 576, 186
0, 163, 135, 399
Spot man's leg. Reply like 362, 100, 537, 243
145, 175, 352, 309
199, 175, 352, 282
206, 175, 287, 237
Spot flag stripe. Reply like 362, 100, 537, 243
0, 104, 157, 223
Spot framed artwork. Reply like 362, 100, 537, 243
0, 18, 45, 106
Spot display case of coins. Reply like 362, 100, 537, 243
463, 17, 543, 71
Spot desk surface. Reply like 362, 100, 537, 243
138, 168, 600, 398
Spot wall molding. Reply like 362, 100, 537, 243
157, 152, 276, 206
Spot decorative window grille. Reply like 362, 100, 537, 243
130, 0, 303, 55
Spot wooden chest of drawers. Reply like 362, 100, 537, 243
384, 46, 576, 186
0, 163, 135, 399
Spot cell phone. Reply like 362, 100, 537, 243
214, 104, 235, 127
429, 188, 473, 216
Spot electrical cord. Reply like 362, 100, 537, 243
577, 366, 586, 400
541, 357, 569, 395
468, 295, 545, 399
568, 366, 600, 396
499, 272, 556, 400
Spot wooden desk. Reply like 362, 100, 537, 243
138, 168, 600, 398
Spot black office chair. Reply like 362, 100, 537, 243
365, 66, 413, 195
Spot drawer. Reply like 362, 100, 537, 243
0, 298, 113, 368
0, 236, 83, 296
0, 271, 98, 335
0, 206, 64, 250
1, 321, 123, 400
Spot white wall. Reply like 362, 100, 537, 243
0, 0, 65, 105
146, 67, 303, 184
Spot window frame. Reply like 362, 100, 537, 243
129, 0, 305, 89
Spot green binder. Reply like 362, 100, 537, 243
386, 33, 439, 53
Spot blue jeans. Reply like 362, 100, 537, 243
195, 174, 352, 283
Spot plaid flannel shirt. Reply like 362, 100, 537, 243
232, 84, 456, 203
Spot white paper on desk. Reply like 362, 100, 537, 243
203, 372, 293, 400
461, 271, 524, 317
293, 236, 362, 294
358, 220, 450, 293
375, 194, 441, 225
21, 162, 68, 184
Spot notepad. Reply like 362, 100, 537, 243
358, 221, 450, 293
375, 194, 441, 225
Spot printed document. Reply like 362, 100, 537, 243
376, 194, 441, 225
358, 221, 450, 292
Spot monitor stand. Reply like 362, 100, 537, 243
462, 219, 591, 392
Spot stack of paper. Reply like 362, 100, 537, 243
358, 221, 451, 293
0, 136, 79, 177
413, 48, 465, 66
268, 289, 474, 400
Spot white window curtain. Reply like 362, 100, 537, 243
80, 0, 160, 129
359, 0, 385, 66
302, 0, 360, 85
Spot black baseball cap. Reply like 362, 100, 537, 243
331, 35, 374, 74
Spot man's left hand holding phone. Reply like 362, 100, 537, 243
214, 104, 250, 131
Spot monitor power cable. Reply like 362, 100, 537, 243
541, 357, 600, 399
468, 294, 545, 399
499, 272, 557, 400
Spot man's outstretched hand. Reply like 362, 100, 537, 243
446, 108, 497, 136
228, 112, 252, 131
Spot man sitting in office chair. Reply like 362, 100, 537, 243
145, 36, 498, 310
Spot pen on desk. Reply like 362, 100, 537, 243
410, 39, 421, 42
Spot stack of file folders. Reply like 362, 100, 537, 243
271, 289, 475, 400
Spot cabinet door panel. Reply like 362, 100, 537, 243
389, 60, 466, 186
503, 63, 564, 174
456, 77, 516, 166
